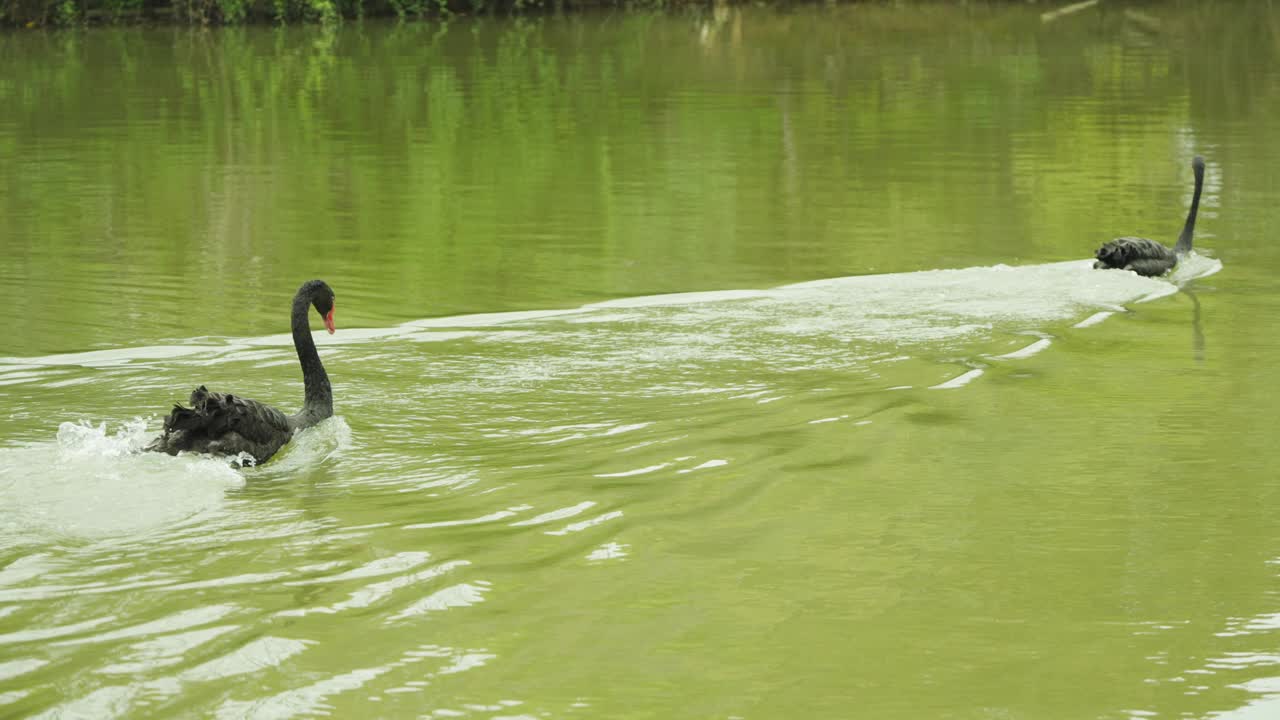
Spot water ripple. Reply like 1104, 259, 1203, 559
276, 561, 471, 618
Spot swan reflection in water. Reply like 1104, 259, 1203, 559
1184, 286, 1206, 364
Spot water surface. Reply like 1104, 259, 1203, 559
3, 4, 1280, 718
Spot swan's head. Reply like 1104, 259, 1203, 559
300, 279, 337, 335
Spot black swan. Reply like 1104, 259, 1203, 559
147, 279, 336, 465
1093, 155, 1205, 277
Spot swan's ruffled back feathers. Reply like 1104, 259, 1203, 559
148, 385, 293, 464
1094, 236, 1177, 275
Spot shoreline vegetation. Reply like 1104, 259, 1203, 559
0, 0, 1120, 29
8, 0, 700, 27
1, 0, 694, 27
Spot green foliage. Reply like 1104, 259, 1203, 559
0, 0, 607, 26
0, 0, 462, 25
305, 0, 337, 23
104, 0, 144, 20
54, 0, 78, 23
215, 0, 247, 21
386, 0, 415, 20
335, 0, 360, 19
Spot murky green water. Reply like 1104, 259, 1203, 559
3, 3, 1280, 718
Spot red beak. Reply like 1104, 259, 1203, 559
324, 306, 336, 334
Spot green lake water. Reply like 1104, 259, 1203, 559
2, 3, 1280, 718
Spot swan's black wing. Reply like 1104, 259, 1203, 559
148, 385, 294, 465
1093, 236, 1177, 276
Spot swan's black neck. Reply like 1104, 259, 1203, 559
1175, 157, 1205, 255
291, 291, 332, 425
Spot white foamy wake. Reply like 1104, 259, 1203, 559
0, 256, 1223, 375
252, 416, 354, 476
0, 421, 245, 543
